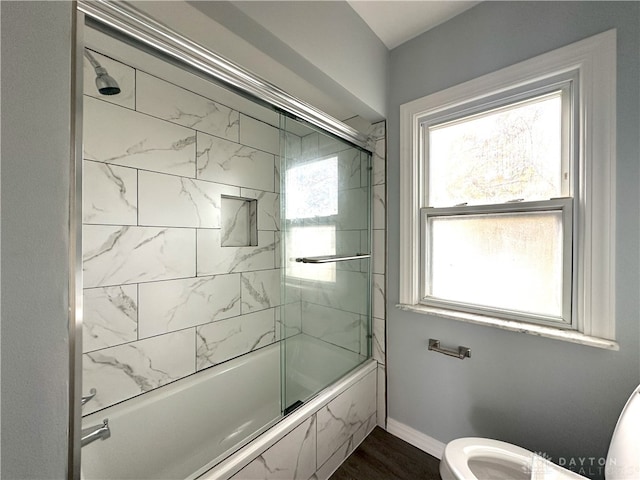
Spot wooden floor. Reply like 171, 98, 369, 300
329, 427, 443, 480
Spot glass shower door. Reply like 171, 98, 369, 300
280, 115, 372, 413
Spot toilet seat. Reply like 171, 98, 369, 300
441, 437, 534, 480
440, 437, 588, 480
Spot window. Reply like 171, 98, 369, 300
399, 30, 617, 349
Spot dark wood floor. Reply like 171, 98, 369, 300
330, 427, 443, 480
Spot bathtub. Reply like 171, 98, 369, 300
81, 334, 373, 480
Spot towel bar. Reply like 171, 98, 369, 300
428, 338, 471, 360
295, 253, 370, 263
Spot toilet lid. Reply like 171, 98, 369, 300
606, 385, 640, 480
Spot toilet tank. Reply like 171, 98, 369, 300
605, 384, 640, 480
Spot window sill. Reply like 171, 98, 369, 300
396, 303, 619, 350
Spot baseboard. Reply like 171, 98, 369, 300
386, 418, 445, 459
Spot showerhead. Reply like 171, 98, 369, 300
84, 49, 121, 96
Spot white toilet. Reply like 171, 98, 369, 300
440, 384, 640, 480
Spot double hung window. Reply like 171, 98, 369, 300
421, 86, 574, 326
399, 30, 617, 348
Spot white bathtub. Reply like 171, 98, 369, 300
81, 335, 369, 480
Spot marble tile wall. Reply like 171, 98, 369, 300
82, 51, 284, 415
230, 368, 377, 480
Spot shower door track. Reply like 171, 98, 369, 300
76, 0, 370, 150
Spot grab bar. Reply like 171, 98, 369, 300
295, 253, 370, 264
81, 419, 111, 447
428, 338, 471, 360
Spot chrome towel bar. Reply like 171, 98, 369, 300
428, 338, 471, 360
295, 253, 370, 264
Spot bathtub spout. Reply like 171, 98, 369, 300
81, 419, 110, 447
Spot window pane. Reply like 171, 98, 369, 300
427, 211, 564, 318
285, 157, 338, 219
428, 92, 562, 207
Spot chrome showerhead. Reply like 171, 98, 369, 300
84, 49, 121, 96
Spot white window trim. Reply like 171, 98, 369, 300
398, 29, 617, 350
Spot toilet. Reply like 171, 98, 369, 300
440, 384, 640, 480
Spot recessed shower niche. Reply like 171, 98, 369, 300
221, 195, 258, 247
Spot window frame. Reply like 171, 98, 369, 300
398, 29, 617, 349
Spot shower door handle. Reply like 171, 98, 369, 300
295, 253, 370, 264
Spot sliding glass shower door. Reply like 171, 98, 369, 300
280, 115, 372, 413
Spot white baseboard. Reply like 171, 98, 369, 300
386, 418, 445, 459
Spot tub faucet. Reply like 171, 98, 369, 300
81, 419, 110, 447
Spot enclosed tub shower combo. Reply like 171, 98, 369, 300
73, 2, 379, 479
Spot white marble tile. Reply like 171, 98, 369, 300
283, 131, 301, 159
240, 188, 280, 231
301, 302, 361, 354
240, 114, 280, 155
301, 270, 368, 316
368, 120, 386, 141
337, 148, 364, 191
377, 364, 386, 428
83, 225, 196, 288
83, 329, 195, 414
371, 229, 385, 275
318, 134, 345, 157
314, 413, 376, 480
138, 170, 239, 228
83, 160, 137, 225
196, 132, 275, 192
372, 317, 385, 364
197, 229, 275, 275
301, 132, 319, 161
136, 71, 239, 142
314, 440, 350, 480
372, 184, 385, 230
196, 308, 275, 370
360, 314, 369, 357
372, 137, 386, 186
241, 269, 281, 313
83, 285, 138, 353
84, 96, 196, 177
83, 50, 135, 109
274, 231, 282, 268
138, 274, 241, 338
232, 416, 316, 480
274, 156, 281, 194
372, 273, 385, 320
316, 369, 376, 466
335, 230, 365, 273
337, 187, 369, 231
275, 302, 302, 339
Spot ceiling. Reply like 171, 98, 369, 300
347, 1, 480, 49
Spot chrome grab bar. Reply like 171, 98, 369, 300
428, 338, 471, 360
295, 253, 371, 264
82, 388, 97, 406
81, 419, 111, 447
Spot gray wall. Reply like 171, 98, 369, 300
1, 2, 74, 478
204, 1, 389, 121
386, 2, 640, 478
